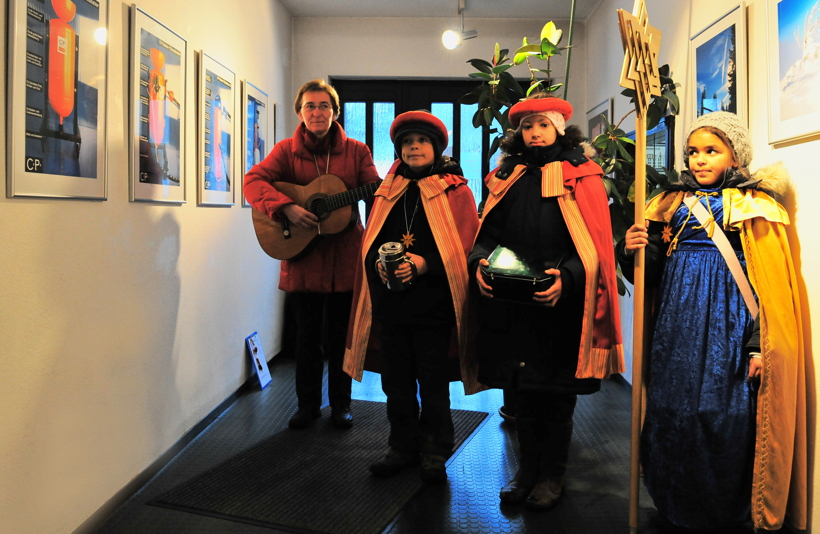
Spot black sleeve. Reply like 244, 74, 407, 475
468, 206, 504, 282
615, 220, 667, 287
745, 315, 761, 355
365, 242, 381, 286
557, 250, 584, 298
422, 253, 445, 277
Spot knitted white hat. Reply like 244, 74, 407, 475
685, 111, 752, 168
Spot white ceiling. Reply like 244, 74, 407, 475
277, 0, 604, 20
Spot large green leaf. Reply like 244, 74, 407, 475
489, 135, 502, 159
539, 38, 560, 57
540, 21, 563, 46
469, 72, 493, 81
484, 108, 494, 125
467, 59, 493, 73
472, 108, 483, 128
513, 43, 543, 61
491, 64, 514, 75
663, 88, 680, 114
478, 89, 490, 107
646, 165, 663, 186
526, 81, 545, 96
491, 107, 505, 126
458, 92, 479, 105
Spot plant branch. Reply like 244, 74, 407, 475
614, 107, 636, 131
562, 0, 577, 100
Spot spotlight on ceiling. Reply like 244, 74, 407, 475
442, 0, 477, 50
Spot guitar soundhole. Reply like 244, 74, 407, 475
306, 194, 330, 221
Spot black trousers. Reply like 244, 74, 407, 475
516, 389, 577, 423
291, 291, 353, 411
379, 322, 454, 456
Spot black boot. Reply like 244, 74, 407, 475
499, 417, 540, 505
525, 421, 573, 511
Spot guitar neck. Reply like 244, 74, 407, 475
321, 180, 381, 212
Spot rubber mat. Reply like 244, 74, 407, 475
151, 399, 489, 534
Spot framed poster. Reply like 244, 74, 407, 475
241, 81, 268, 208
129, 5, 187, 203
586, 98, 612, 141
197, 52, 235, 206
690, 3, 747, 123
6, 0, 109, 199
767, 0, 820, 144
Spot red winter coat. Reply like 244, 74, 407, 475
244, 122, 380, 293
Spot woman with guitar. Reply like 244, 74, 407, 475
244, 79, 380, 430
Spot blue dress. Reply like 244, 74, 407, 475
641, 190, 756, 529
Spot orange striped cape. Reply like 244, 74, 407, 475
478, 160, 625, 378
343, 166, 483, 394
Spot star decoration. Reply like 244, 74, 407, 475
401, 232, 415, 248
618, 0, 662, 117
661, 225, 673, 243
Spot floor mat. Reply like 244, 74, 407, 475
151, 399, 488, 534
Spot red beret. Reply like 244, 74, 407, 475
508, 97, 573, 128
390, 111, 449, 147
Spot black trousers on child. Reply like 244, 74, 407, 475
291, 291, 353, 411
379, 322, 454, 457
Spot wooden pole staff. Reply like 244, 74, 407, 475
561, 0, 577, 101
616, 1, 661, 532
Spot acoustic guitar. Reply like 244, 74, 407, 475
251, 174, 381, 260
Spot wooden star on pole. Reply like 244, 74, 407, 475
618, 0, 662, 117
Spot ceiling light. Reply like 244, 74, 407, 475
442, 0, 477, 50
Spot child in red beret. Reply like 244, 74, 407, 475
343, 111, 480, 484
469, 94, 623, 510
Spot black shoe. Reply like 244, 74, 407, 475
498, 405, 516, 424
288, 407, 321, 429
524, 478, 564, 511
420, 454, 448, 484
499, 468, 537, 505
369, 448, 419, 477
331, 406, 353, 428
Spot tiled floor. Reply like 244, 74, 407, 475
90, 355, 748, 534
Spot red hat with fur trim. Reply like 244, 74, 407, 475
390, 111, 449, 159
508, 97, 573, 134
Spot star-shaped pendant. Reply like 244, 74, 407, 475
661, 225, 673, 243
401, 232, 415, 248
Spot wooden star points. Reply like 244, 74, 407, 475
618, 0, 662, 116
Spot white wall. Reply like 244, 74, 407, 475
589, 0, 819, 527
0, 0, 292, 532
290, 16, 588, 137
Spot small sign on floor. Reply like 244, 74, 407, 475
245, 332, 272, 389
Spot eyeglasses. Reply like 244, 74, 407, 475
302, 103, 332, 112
